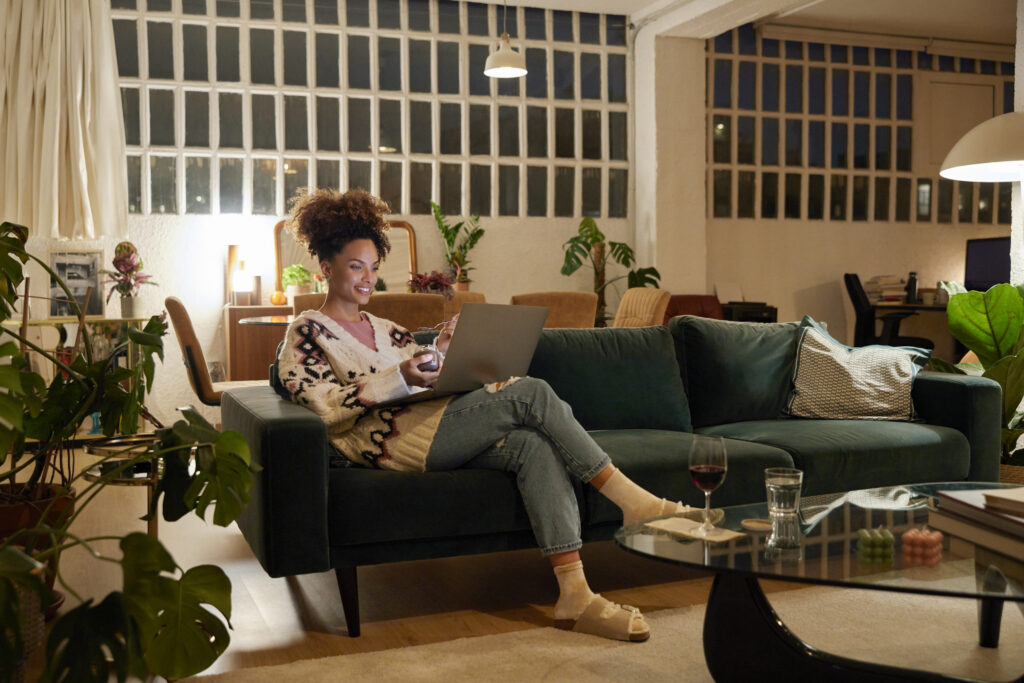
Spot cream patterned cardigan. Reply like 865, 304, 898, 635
277, 310, 451, 472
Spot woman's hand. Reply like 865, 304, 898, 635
435, 313, 459, 355
399, 355, 441, 388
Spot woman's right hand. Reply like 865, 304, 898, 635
399, 355, 441, 388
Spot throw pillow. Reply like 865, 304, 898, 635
786, 316, 931, 420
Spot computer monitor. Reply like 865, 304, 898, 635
964, 236, 1010, 292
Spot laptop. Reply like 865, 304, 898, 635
376, 302, 549, 407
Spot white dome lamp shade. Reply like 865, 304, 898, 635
940, 111, 1024, 183
484, 33, 527, 78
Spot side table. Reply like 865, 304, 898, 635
83, 434, 162, 538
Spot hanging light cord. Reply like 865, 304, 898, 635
502, 0, 509, 36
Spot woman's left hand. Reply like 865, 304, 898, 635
435, 313, 459, 354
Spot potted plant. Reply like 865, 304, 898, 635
281, 263, 314, 303
430, 201, 484, 289
100, 241, 156, 319
408, 270, 455, 300
0, 221, 256, 681
560, 217, 661, 325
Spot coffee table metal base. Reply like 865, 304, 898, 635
703, 573, 979, 682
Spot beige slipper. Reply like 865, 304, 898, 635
554, 594, 650, 643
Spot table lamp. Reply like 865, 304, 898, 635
940, 111, 1024, 182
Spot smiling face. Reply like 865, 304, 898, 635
322, 238, 380, 308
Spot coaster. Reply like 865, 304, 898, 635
741, 518, 772, 532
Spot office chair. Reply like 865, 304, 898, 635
612, 288, 671, 327
843, 274, 934, 349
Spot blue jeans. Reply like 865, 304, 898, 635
425, 377, 612, 555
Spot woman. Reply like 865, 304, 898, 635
278, 188, 689, 642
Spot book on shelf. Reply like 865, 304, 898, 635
983, 487, 1024, 517
927, 507, 1024, 561
936, 489, 1024, 540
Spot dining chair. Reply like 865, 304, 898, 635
361, 292, 446, 331
443, 290, 486, 321
612, 288, 671, 327
165, 296, 266, 406
509, 291, 597, 328
843, 274, 934, 349
292, 292, 327, 314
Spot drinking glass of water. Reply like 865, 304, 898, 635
764, 467, 803, 549
688, 435, 727, 537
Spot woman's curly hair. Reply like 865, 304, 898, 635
286, 188, 391, 262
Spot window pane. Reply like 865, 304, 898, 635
958, 182, 973, 223
285, 96, 308, 150
738, 25, 756, 55
314, 0, 337, 24
555, 167, 574, 217
853, 123, 869, 168
978, 183, 994, 223
113, 20, 139, 78
582, 168, 600, 217
316, 33, 339, 87
738, 170, 755, 218
250, 0, 274, 19
554, 51, 575, 99
527, 106, 547, 157
761, 172, 778, 218
713, 115, 731, 163
219, 93, 243, 148
875, 126, 891, 170
526, 48, 547, 98
185, 91, 209, 146
379, 161, 402, 212
408, 0, 430, 30
440, 103, 461, 154
349, 160, 371, 191
380, 99, 402, 153
607, 15, 626, 45
217, 0, 240, 17
378, 37, 400, 91
896, 126, 912, 171
830, 175, 847, 220
440, 163, 461, 213
762, 118, 778, 165
852, 46, 868, 65
183, 25, 208, 81
378, 0, 400, 28
250, 28, 274, 84
438, 0, 460, 33
410, 162, 432, 214
785, 119, 801, 166
714, 31, 731, 54
500, 106, 520, 157
317, 159, 340, 189
807, 173, 824, 219
896, 177, 911, 221
316, 96, 339, 151
525, 7, 546, 39
579, 12, 599, 44
737, 62, 755, 110
608, 54, 626, 103
609, 169, 627, 218
252, 159, 277, 214
553, 10, 573, 41
497, 70, 519, 97
852, 176, 868, 220
348, 35, 370, 89
875, 73, 891, 118
348, 98, 370, 152
122, 88, 140, 146
784, 173, 800, 218
581, 53, 601, 99
150, 156, 176, 213
832, 69, 848, 116
499, 165, 519, 216
831, 45, 848, 63
148, 22, 173, 79
469, 104, 490, 155
785, 65, 802, 113
283, 31, 307, 86
808, 67, 825, 115
437, 42, 459, 94
127, 156, 142, 213
916, 179, 932, 221
149, 89, 175, 145
215, 26, 239, 81
252, 94, 276, 149
786, 41, 802, 60
999, 182, 1012, 223
555, 108, 574, 158
874, 177, 889, 221
713, 170, 730, 218
282, 0, 304, 20
284, 159, 308, 207
853, 71, 869, 117
609, 111, 627, 161
346, 0, 369, 27
467, 2, 489, 35
714, 60, 731, 109
808, 120, 824, 168
410, 101, 432, 154
470, 164, 490, 216
469, 44, 489, 96
762, 64, 778, 111
582, 110, 600, 160
831, 122, 847, 168
527, 166, 547, 216
897, 74, 912, 119
216, 158, 239, 211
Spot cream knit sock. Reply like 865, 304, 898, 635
597, 468, 683, 524
552, 560, 595, 621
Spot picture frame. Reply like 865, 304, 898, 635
48, 250, 105, 319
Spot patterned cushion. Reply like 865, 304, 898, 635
786, 317, 930, 420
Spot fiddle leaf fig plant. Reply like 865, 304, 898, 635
0, 220, 257, 682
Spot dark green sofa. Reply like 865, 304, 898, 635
221, 316, 1001, 636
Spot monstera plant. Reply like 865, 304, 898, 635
928, 282, 1024, 461
0, 220, 256, 681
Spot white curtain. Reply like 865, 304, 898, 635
1, 0, 127, 239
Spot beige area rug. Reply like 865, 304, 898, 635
197, 585, 1024, 682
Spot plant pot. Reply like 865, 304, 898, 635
454, 282, 470, 292
285, 284, 313, 305
120, 296, 136, 319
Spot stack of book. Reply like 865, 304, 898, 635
863, 275, 908, 302
928, 488, 1024, 560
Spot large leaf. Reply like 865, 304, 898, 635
946, 284, 1023, 368
627, 266, 661, 289
606, 241, 635, 269
983, 352, 1024, 432
42, 593, 147, 683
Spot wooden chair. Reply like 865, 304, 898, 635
165, 297, 265, 406
509, 291, 597, 328
292, 292, 327, 314
612, 288, 671, 327
361, 292, 446, 331
443, 290, 486, 321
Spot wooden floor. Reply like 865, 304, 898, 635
54, 449, 800, 677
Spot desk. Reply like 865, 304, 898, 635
873, 302, 947, 313
722, 303, 778, 323
224, 305, 290, 380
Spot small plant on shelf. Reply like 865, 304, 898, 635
281, 264, 313, 289
100, 241, 156, 303
408, 270, 455, 300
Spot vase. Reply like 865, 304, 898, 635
120, 296, 136, 319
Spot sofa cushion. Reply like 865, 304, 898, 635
582, 429, 794, 529
669, 316, 801, 427
787, 317, 930, 420
528, 327, 692, 431
697, 419, 970, 496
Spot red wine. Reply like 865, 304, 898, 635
690, 464, 726, 492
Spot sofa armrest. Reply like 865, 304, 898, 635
911, 371, 1001, 482
222, 385, 331, 577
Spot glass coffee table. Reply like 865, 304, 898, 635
615, 482, 1024, 682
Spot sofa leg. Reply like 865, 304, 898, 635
335, 566, 360, 637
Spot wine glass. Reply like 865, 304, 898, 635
688, 435, 728, 537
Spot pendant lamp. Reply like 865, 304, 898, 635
940, 112, 1024, 182
485, 0, 526, 78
